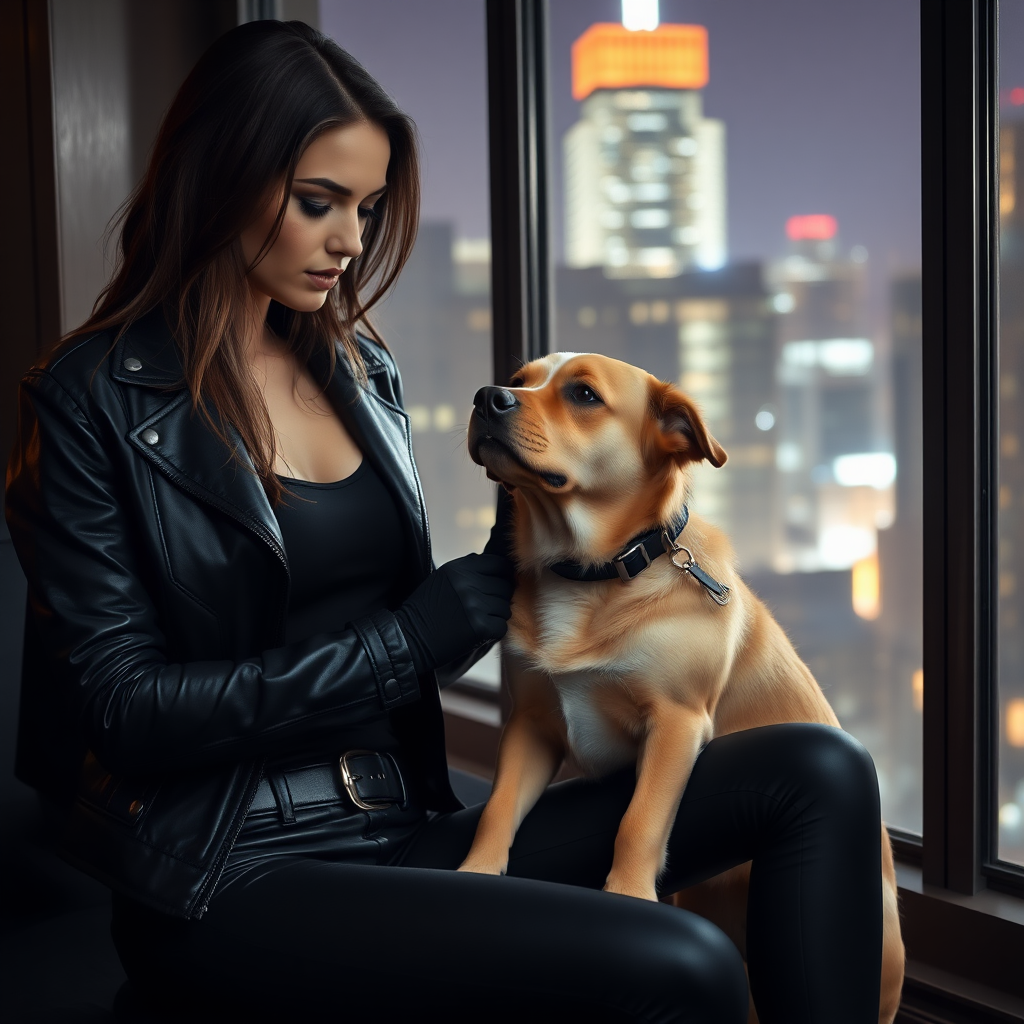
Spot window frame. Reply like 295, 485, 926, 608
469, 0, 1024, 1013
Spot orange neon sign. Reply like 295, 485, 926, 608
572, 24, 709, 101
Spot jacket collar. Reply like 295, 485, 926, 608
111, 308, 189, 389
113, 310, 431, 577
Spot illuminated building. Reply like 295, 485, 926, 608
564, 22, 725, 278
768, 215, 888, 573
556, 261, 778, 569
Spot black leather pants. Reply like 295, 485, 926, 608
111, 724, 883, 1024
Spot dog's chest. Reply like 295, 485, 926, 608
510, 581, 653, 675
552, 671, 640, 775
509, 584, 648, 775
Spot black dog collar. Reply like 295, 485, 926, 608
549, 506, 690, 583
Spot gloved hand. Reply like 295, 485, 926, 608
483, 487, 515, 561
394, 553, 515, 675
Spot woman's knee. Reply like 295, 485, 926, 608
607, 904, 749, 1023
759, 723, 881, 834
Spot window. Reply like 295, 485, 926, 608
320, 0, 500, 688
998, 0, 1024, 869
484, 0, 1024, 1010
547, 0, 923, 835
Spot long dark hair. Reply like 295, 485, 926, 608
71, 20, 419, 504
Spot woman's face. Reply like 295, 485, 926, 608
241, 121, 391, 314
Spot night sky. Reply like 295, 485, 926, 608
318, 1, 974, 335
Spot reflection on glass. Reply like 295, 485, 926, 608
998, 2, 1024, 867
319, 1, 499, 686
548, 0, 922, 833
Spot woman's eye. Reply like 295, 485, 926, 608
570, 384, 601, 404
359, 206, 382, 222
298, 197, 331, 219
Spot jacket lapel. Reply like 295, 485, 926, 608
113, 311, 287, 564
113, 312, 430, 577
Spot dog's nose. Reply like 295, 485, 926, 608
473, 386, 519, 417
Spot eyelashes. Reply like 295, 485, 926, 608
298, 197, 330, 219
296, 196, 382, 222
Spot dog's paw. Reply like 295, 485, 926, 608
457, 857, 508, 876
602, 876, 659, 902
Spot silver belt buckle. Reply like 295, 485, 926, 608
339, 749, 393, 811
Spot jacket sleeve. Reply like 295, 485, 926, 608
5, 369, 420, 778
371, 344, 514, 690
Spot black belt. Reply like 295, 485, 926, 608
250, 751, 408, 823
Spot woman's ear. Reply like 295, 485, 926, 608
648, 381, 728, 468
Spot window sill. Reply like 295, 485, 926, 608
896, 862, 1024, 1010
899, 960, 1024, 1023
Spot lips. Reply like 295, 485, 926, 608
305, 269, 341, 289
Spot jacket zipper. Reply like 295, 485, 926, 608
151, 467, 290, 918
192, 757, 265, 917
400, 413, 432, 573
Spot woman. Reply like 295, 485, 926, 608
5, 20, 884, 1024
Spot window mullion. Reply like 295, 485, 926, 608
486, 0, 552, 387
921, 0, 998, 896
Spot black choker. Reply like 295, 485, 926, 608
549, 506, 690, 583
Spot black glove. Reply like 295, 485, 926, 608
483, 487, 515, 561
394, 553, 515, 675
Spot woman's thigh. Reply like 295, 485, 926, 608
404, 722, 878, 893
113, 856, 747, 1024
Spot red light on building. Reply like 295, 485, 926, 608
572, 23, 709, 101
1011, 87, 1024, 106
786, 215, 838, 241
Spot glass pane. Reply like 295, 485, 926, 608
319, 0, 499, 686
547, 0, 922, 832
997, 0, 1024, 866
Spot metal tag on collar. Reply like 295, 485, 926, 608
661, 532, 731, 606
613, 541, 652, 582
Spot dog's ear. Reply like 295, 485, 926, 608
647, 381, 728, 468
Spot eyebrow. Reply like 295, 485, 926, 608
294, 177, 387, 198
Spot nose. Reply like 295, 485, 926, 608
328, 210, 365, 262
473, 386, 519, 417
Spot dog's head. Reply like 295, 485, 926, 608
468, 353, 726, 565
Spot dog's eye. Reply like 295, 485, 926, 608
568, 384, 602, 405
509, 377, 525, 388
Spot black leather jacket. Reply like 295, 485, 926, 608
5, 310, 462, 919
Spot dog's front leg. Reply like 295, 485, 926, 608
458, 657, 566, 876
603, 702, 711, 901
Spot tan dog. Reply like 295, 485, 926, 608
458, 352, 903, 1024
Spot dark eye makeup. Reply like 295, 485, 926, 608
296, 196, 382, 222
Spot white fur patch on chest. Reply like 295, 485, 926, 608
555, 671, 638, 776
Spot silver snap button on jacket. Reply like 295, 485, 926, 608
140, 429, 160, 445
123, 357, 142, 372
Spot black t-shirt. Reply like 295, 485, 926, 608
273, 459, 405, 643
267, 458, 408, 764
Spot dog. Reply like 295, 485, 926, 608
458, 352, 904, 1024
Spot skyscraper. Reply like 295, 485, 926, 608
557, 12, 774, 563
563, 23, 726, 278
768, 215, 888, 574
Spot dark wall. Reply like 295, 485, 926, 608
0, 0, 238, 802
